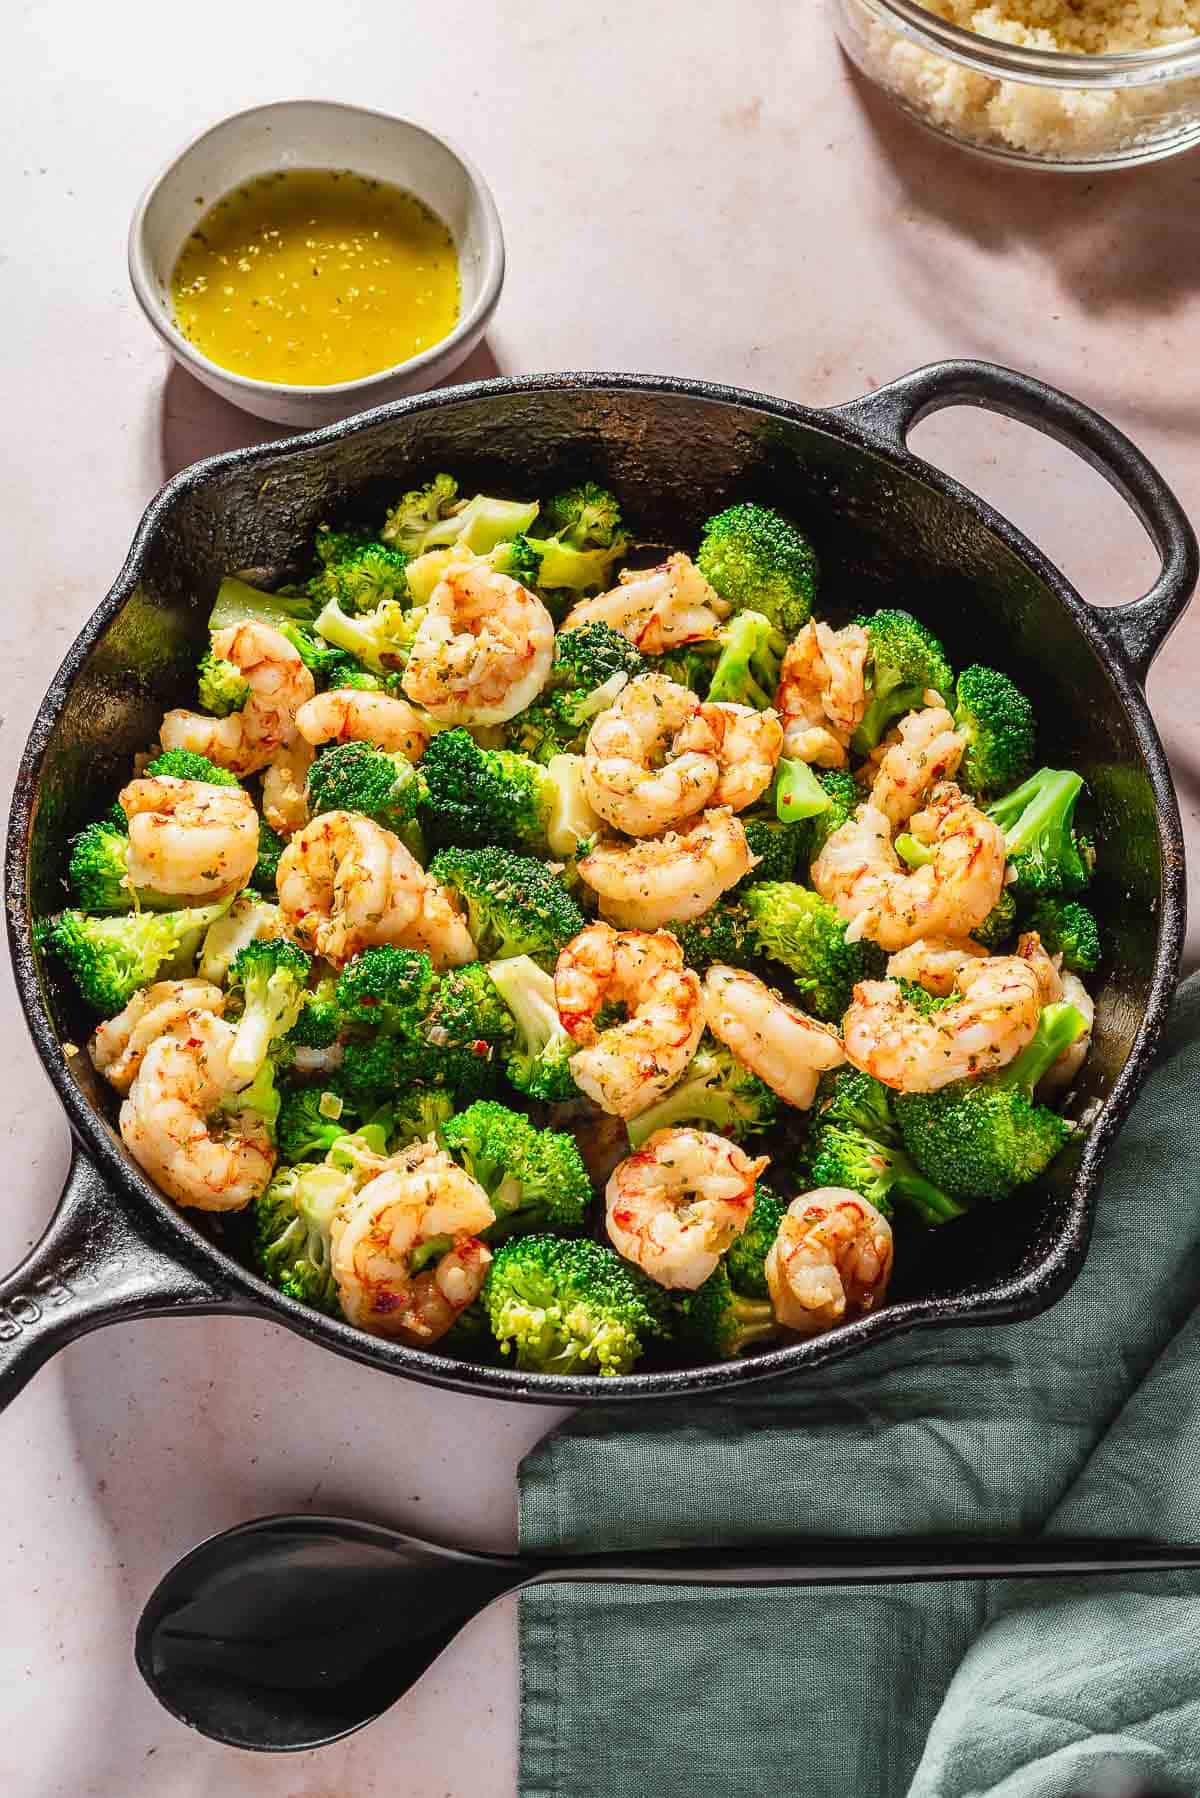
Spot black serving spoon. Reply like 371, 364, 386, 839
134, 1514, 1200, 1753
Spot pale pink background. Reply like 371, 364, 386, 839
3, 4, 1199, 1794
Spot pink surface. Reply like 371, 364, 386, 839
2, 5, 1198, 1793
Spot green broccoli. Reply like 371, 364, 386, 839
227, 939, 312, 1080
740, 815, 804, 886
696, 504, 817, 635
252, 1160, 351, 1310
486, 533, 543, 588
306, 740, 425, 857
381, 474, 462, 551
286, 975, 341, 1050
427, 845, 584, 965
248, 820, 284, 896
439, 1100, 590, 1239
954, 665, 1036, 797
483, 1234, 669, 1376
507, 623, 646, 757
48, 900, 231, 1015
895, 1000, 1088, 1202
676, 1262, 777, 1360
673, 902, 758, 974
276, 1085, 361, 1165
725, 1184, 787, 1301
280, 623, 380, 689
424, 963, 514, 1051
391, 1088, 457, 1149
485, 955, 579, 1101
208, 575, 321, 637
650, 644, 719, 694
894, 833, 934, 871
141, 750, 240, 788
706, 611, 787, 709
743, 882, 865, 1023
773, 759, 836, 824
219, 1056, 282, 1138
815, 1065, 899, 1145
1028, 897, 1100, 975
539, 482, 626, 549
312, 595, 424, 675
310, 527, 410, 612
422, 493, 540, 555
417, 728, 554, 852
335, 946, 437, 1036
626, 1037, 779, 1147
988, 769, 1094, 897
197, 651, 250, 716
340, 1032, 499, 1108
795, 768, 859, 862
810, 1121, 966, 1226
67, 822, 176, 914
974, 887, 1018, 953
850, 611, 955, 753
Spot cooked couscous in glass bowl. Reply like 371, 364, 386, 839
832, 0, 1200, 168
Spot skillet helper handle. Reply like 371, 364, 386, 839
0, 1146, 234, 1414
835, 359, 1199, 682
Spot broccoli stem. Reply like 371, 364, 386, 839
774, 759, 832, 823
895, 833, 934, 870
230, 1010, 275, 1082
627, 1085, 725, 1149
894, 1170, 968, 1226
999, 1002, 1088, 1097
992, 770, 1083, 852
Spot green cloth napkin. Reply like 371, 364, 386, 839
518, 975, 1200, 1798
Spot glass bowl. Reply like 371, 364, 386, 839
832, 0, 1200, 169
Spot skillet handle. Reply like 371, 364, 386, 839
0, 1146, 236, 1414
834, 359, 1199, 682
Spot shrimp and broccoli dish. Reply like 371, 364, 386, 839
45, 475, 1101, 1375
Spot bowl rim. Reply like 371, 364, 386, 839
126, 98, 505, 400
849, 0, 1200, 85
8, 370, 1185, 1403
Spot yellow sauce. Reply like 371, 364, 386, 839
171, 168, 460, 386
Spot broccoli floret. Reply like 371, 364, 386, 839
706, 611, 787, 709
974, 887, 1018, 953
280, 622, 380, 689
481, 533, 541, 588
553, 622, 646, 696
529, 535, 629, 600
743, 882, 865, 1023
68, 822, 175, 915
895, 1001, 1088, 1202
340, 1033, 498, 1108
850, 610, 955, 753
428, 846, 584, 965
312, 595, 424, 675
198, 651, 250, 716
627, 1037, 779, 1147
773, 758, 835, 824
796, 768, 859, 862
380, 474, 461, 551
673, 902, 758, 974
988, 769, 1093, 898
425, 963, 514, 1050
677, 1263, 777, 1360
306, 740, 425, 855
48, 901, 231, 1015
248, 820, 284, 896
227, 938, 312, 1080
507, 623, 646, 757
740, 815, 804, 886
142, 750, 240, 788
486, 954, 579, 1101
310, 528, 410, 612
287, 975, 340, 1050
1028, 898, 1100, 975
954, 665, 1036, 797
391, 1088, 456, 1149
725, 1184, 787, 1301
815, 1065, 899, 1145
540, 482, 626, 550
811, 1122, 966, 1227
650, 644, 719, 694
431, 495, 541, 555
440, 1100, 590, 1239
483, 1234, 669, 1376
252, 1160, 350, 1310
418, 728, 561, 853
696, 504, 817, 636
208, 575, 321, 636
336, 945, 437, 1034
276, 1085, 361, 1165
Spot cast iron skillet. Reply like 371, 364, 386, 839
3, 361, 1195, 1413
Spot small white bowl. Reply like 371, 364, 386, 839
128, 100, 505, 428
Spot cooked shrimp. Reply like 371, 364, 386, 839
843, 954, 1043, 1092
296, 689, 431, 763
330, 1142, 494, 1344
886, 936, 987, 997
1042, 971, 1095, 1093
262, 738, 314, 837
119, 1010, 274, 1211
562, 553, 729, 653
775, 621, 869, 767
703, 964, 845, 1109
160, 622, 315, 777
694, 702, 783, 811
869, 706, 964, 827
582, 673, 719, 837
555, 922, 704, 1118
401, 559, 555, 725
90, 978, 225, 1094
1016, 929, 1063, 1006
119, 775, 259, 900
812, 783, 1006, 952
765, 1189, 893, 1337
578, 807, 755, 930
277, 810, 475, 969
605, 1126, 767, 1290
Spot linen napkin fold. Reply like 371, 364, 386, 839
518, 975, 1200, 1798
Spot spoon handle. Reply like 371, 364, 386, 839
519, 1538, 1200, 1591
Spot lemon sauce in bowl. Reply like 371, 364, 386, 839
171, 168, 460, 387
